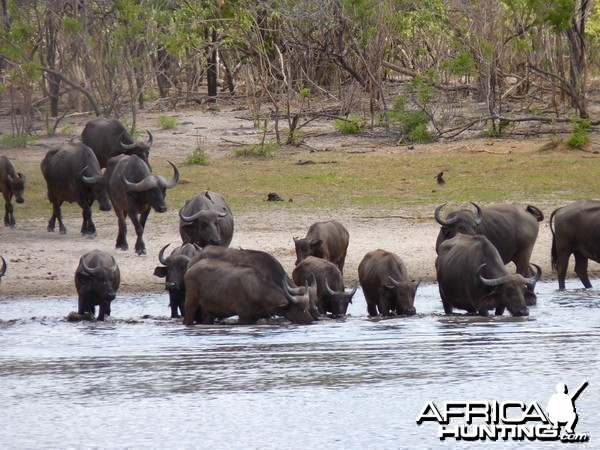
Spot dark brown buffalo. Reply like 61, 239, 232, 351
550, 199, 600, 289
81, 117, 153, 168
0, 156, 25, 228
183, 258, 314, 325
0, 255, 6, 281
294, 220, 350, 274
191, 245, 320, 320
41, 143, 111, 236
436, 234, 541, 317
179, 191, 234, 247
104, 154, 179, 255
292, 256, 357, 317
153, 243, 201, 318
358, 249, 418, 317
75, 250, 120, 321
435, 202, 543, 301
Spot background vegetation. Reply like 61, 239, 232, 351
1, 0, 600, 146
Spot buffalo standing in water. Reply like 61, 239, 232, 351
436, 234, 541, 317
294, 220, 350, 274
75, 250, 120, 321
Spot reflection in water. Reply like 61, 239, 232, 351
0, 280, 599, 449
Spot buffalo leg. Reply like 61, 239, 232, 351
4, 193, 14, 227
81, 204, 97, 237
366, 303, 378, 317
48, 200, 67, 234
130, 207, 150, 255
115, 209, 129, 251
574, 253, 592, 288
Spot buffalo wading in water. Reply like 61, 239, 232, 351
292, 255, 357, 317
41, 143, 111, 236
358, 249, 419, 317
183, 258, 314, 326
179, 191, 234, 247
0, 155, 26, 228
75, 250, 120, 321
153, 243, 201, 318
81, 117, 153, 169
436, 234, 541, 317
550, 199, 600, 290
294, 219, 350, 274
435, 202, 543, 304
104, 154, 179, 255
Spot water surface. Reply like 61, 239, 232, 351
1, 279, 598, 449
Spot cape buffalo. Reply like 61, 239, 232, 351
75, 250, 120, 321
294, 219, 350, 274
550, 199, 600, 289
41, 143, 111, 236
436, 234, 541, 317
153, 243, 201, 318
358, 249, 418, 317
292, 255, 357, 317
81, 117, 153, 168
104, 154, 179, 255
191, 245, 320, 320
435, 202, 543, 301
0, 156, 25, 228
0, 255, 6, 281
183, 258, 314, 325
179, 191, 234, 247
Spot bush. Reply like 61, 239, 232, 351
234, 140, 279, 158
332, 115, 365, 134
388, 96, 433, 143
185, 146, 209, 165
158, 114, 177, 130
1, 133, 36, 147
566, 119, 591, 149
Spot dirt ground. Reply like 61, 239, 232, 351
0, 102, 593, 300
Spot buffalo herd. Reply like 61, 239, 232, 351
1, 118, 599, 323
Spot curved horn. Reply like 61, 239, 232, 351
164, 160, 179, 189
108, 255, 118, 275
7, 173, 14, 183
81, 255, 103, 276
158, 244, 170, 265
477, 263, 509, 287
123, 174, 158, 192
120, 140, 137, 150
346, 283, 358, 296
283, 280, 299, 304
388, 275, 400, 286
523, 264, 542, 285
218, 207, 228, 218
470, 202, 483, 225
80, 166, 103, 185
0, 256, 6, 277
434, 203, 458, 226
324, 277, 336, 296
192, 243, 203, 252
179, 207, 203, 223
284, 277, 303, 296
146, 130, 153, 148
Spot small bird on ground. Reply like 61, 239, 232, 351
435, 167, 451, 186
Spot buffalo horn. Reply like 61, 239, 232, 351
179, 207, 203, 223
283, 280, 299, 305
324, 277, 337, 296
522, 264, 542, 285
471, 202, 484, 225
164, 160, 179, 189
81, 255, 103, 276
347, 283, 358, 296
218, 207, 228, 218
0, 256, 6, 277
284, 277, 303, 296
123, 174, 158, 192
434, 203, 457, 226
80, 166, 103, 185
158, 243, 170, 265
120, 139, 136, 150
146, 130, 153, 148
388, 275, 400, 286
477, 263, 509, 287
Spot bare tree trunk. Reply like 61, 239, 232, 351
206, 27, 218, 102
566, 0, 592, 118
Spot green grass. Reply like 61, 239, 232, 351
10, 142, 600, 223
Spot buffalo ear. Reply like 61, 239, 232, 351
76, 271, 90, 284
309, 239, 323, 249
153, 266, 167, 278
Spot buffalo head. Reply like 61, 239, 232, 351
435, 202, 483, 251
293, 237, 325, 265
179, 207, 228, 246
7, 172, 26, 204
120, 130, 153, 168
324, 278, 357, 317
477, 263, 541, 317
283, 279, 315, 324
379, 276, 419, 316
123, 160, 179, 213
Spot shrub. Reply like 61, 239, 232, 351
186, 146, 209, 165
234, 140, 279, 157
1, 133, 36, 147
566, 119, 591, 149
158, 114, 177, 130
332, 115, 365, 134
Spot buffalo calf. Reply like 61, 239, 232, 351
75, 250, 120, 321
0, 155, 26, 228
